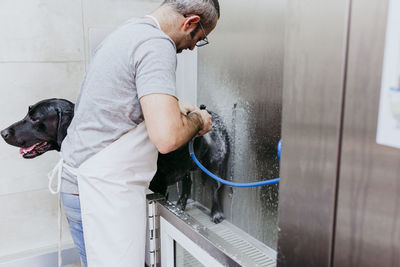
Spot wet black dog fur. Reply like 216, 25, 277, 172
1, 98, 230, 223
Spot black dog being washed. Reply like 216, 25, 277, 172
1, 98, 229, 223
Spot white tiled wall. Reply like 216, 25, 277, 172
176, 49, 198, 105
0, 0, 162, 261
82, 0, 161, 65
0, 191, 71, 257
0, 0, 84, 62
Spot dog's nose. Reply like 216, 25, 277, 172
1, 129, 11, 140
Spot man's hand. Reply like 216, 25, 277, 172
178, 99, 198, 115
190, 109, 212, 136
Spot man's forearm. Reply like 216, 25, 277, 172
140, 94, 211, 154
152, 112, 202, 154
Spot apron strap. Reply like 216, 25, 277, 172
48, 157, 79, 194
47, 157, 63, 267
48, 158, 63, 194
144, 15, 161, 29
48, 157, 79, 267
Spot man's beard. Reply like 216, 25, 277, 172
176, 27, 198, 53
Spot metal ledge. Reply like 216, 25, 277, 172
151, 193, 276, 267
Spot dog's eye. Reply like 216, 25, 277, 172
29, 116, 39, 123
32, 120, 45, 131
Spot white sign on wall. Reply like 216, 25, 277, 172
376, 0, 400, 149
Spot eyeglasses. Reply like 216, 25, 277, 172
196, 21, 209, 47
184, 15, 209, 47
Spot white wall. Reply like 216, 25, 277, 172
0, 0, 162, 260
176, 49, 198, 105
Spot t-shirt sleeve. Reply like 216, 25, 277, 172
134, 37, 177, 99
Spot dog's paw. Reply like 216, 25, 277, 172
211, 211, 225, 224
176, 198, 187, 211
176, 202, 186, 211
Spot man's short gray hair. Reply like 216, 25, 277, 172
162, 0, 220, 29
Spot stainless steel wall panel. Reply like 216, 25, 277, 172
333, 0, 400, 266
193, 0, 286, 250
277, 1, 350, 266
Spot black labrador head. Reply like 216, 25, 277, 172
1, 98, 74, 159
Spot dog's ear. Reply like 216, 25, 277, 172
55, 107, 70, 150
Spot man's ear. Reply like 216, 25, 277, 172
183, 15, 201, 32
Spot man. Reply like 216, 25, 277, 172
59, 0, 220, 266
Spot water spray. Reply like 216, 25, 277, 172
188, 105, 281, 187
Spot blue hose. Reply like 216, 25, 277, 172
277, 139, 282, 161
188, 140, 281, 187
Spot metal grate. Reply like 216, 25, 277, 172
184, 202, 276, 267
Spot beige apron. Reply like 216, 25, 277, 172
50, 122, 158, 267
79, 122, 158, 266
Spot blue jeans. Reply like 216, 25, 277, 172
61, 193, 87, 267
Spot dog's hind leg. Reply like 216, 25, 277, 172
211, 181, 225, 223
176, 173, 191, 211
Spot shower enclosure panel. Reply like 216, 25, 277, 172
278, 0, 400, 266
194, 0, 286, 250
334, 0, 400, 266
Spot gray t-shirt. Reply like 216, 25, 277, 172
60, 18, 177, 194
